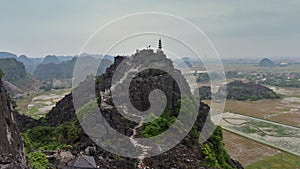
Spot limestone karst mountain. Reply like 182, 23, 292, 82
18, 55, 36, 74
0, 52, 18, 59
0, 52, 40, 74
196, 80, 281, 101
259, 58, 274, 67
0, 58, 41, 96
0, 70, 29, 169
33, 56, 112, 81
16, 49, 243, 168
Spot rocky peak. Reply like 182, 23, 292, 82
0, 73, 28, 169
17, 49, 243, 168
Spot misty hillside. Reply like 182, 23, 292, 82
33, 57, 113, 81
0, 58, 41, 96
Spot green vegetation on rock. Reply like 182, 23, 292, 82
142, 95, 199, 139
142, 111, 176, 138
197, 80, 281, 101
26, 152, 49, 169
22, 133, 49, 169
226, 82, 281, 101
201, 143, 221, 168
23, 118, 80, 151
202, 126, 233, 169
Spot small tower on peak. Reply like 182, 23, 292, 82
158, 38, 162, 50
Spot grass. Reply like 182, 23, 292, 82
230, 119, 299, 137
249, 120, 298, 136
28, 106, 39, 119
236, 125, 258, 134
245, 152, 300, 169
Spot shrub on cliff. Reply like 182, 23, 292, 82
26, 152, 48, 169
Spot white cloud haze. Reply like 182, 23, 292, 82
0, 0, 299, 58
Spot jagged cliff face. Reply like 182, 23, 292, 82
17, 50, 243, 168
0, 76, 28, 168
91, 51, 243, 168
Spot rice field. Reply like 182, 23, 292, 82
15, 89, 71, 119
220, 112, 300, 156
223, 99, 300, 127
222, 130, 281, 166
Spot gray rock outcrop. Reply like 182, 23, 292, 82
0, 71, 28, 169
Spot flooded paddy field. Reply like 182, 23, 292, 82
15, 89, 71, 119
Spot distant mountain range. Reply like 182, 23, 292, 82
33, 56, 113, 81
0, 51, 114, 75
0, 52, 18, 59
0, 52, 74, 74
173, 57, 203, 68
0, 51, 114, 95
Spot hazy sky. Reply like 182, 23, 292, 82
0, 0, 299, 58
